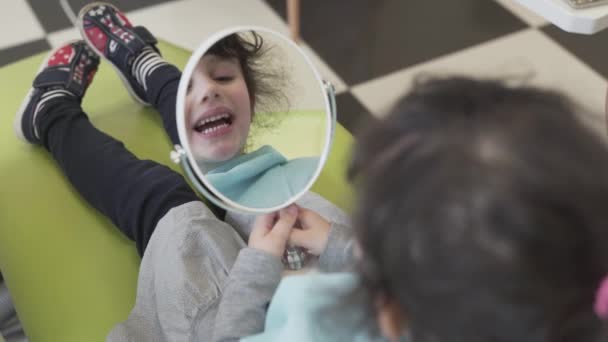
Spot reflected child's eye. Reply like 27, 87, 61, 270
215, 76, 234, 82
187, 80, 193, 93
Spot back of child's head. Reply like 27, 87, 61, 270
349, 77, 608, 342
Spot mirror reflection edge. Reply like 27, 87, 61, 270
174, 26, 336, 214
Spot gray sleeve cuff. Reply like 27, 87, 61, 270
230, 247, 284, 287
318, 223, 355, 272
212, 248, 284, 342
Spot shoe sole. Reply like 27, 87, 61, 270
13, 40, 82, 143
77, 2, 150, 106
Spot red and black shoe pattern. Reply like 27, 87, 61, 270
15, 41, 99, 144
78, 2, 161, 105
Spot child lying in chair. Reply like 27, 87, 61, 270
15, 2, 608, 342
15, 2, 348, 341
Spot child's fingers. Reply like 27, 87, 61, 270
251, 213, 276, 239
248, 225, 265, 242
270, 205, 298, 241
288, 229, 312, 249
257, 212, 277, 229
298, 207, 327, 230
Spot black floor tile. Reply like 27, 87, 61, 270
0, 39, 50, 68
541, 24, 608, 79
267, 0, 528, 86
26, 0, 177, 33
336, 91, 377, 136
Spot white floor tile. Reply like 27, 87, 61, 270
46, 27, 80, 49
0, 0, 45, 49
351, 29, 607, 136
298, 43, 348, 94
127, 0, 290, 52
126, 0, 347, 95
495, 0, 549, 27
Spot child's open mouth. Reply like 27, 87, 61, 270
193, 112, 234, 137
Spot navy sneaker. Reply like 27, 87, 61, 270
14, 41, 99, 144
77, 2, 164, 106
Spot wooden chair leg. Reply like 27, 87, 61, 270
605, 85, 608, 134
287, 0, 301, 42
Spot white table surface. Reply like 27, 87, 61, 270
514, 0, 608, 34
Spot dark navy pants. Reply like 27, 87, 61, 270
37, 65, 207, 256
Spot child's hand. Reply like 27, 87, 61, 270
288, 207, 331, 256
248, 205, 299, 258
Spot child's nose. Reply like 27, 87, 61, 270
202, 90, 219, 102
202, 84, 220, 103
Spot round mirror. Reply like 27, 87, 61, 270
174, 26, 336, 214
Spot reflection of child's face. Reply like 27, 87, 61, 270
186, 55, 252, 163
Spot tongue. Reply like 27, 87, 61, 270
197, 117, 231, 132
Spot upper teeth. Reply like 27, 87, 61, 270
197, 113, 230, 127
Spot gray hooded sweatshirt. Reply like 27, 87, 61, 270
107, 192, 353, 342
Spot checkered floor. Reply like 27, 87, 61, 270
2, 0, 608, 136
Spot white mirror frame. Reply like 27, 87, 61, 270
172, 26, 337, 214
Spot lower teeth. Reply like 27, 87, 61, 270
202, 123, 228, 135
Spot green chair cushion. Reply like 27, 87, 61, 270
0, 40, 354, 341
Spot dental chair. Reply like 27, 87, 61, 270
0, 40, 354, 341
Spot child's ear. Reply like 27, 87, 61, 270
375, 294, 407, 342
